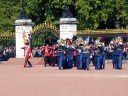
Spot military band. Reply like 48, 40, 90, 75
42, 36, 125, 70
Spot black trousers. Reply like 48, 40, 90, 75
52, 56, 57, 66
24, 58, 32, 67
45, 56, 49, 66
73, 56, 77, 67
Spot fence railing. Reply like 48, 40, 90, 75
74, 28, 128, 36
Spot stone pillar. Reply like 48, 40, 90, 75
14, 19, 34, 58
59, 18, 78, 40
58, 2, 79, 40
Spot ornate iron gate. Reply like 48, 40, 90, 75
31, 23, 60, 47
0, 32, 15, 47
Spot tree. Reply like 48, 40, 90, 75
0, 0, 127, 33
0, 0, 22, 33
25, 0, 76, 25
75, 0, 128, 29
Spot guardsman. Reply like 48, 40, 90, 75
42, 44, 50, 67
82, 44, 91, 70
22, 42, 33, 68
50, 44, 57, 67
73, 49, 77, 67
56, 44, 64, 70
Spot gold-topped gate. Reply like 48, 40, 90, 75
75, 28, 128, 38
0, 26, 127, 47
31, 22, 60, 47
74, 28, 128, 43
0, 32, 15, 47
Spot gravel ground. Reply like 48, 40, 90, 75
0, 63, 128, 96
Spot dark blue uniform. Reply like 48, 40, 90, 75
101, 46, 108, 69
112, 44, 124, 69
82, 46, 91, 70
93, 45, 104, 69
66, 46, 74, 69
56, 45, 64, 70
110, 45, 116, 68
63, 48, 68, 69
76, 45, 83, 69
98, 45, 104, 69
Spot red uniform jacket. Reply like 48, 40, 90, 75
91, 46, 94, 55
43, 46, 50, 56
24, 46, 32, 58
50, 46, 56, 57
73, 50, 76, 56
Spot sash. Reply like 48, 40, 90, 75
25, 47, 30, 57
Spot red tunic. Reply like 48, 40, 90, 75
91, 46, 94, 55
73, 50, 76, 56
24, 46, 32, 58
51, 46, 56, 57
43, 46, 50, 56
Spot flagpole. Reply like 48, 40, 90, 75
22, 23, 23, 33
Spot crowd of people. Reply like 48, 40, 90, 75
0, 47, 16, 61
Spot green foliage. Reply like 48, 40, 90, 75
0, 0, 22, 33
75, 0, 128, 29
0, 0, 128, 33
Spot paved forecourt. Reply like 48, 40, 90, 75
0, 63, 128, 96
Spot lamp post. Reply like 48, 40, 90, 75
115, 18, 120, 29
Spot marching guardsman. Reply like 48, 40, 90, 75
22, 31, 33, 68
50, 44, 57, 67
42, 44, 50, 67
82, 43, 92, 70
22, 41, 33, 68
73, 49, 77, 67
113, 40, 124, 69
